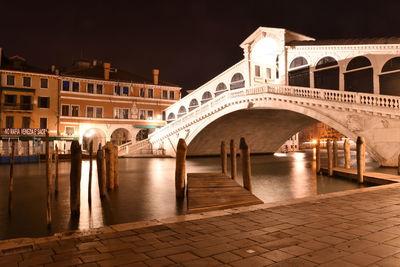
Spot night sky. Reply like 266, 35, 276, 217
1, 0, 400, 92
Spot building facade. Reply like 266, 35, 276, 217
0, 52, 181, 157
59, 60, 181, 151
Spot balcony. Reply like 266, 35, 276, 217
3, 103, 33, 111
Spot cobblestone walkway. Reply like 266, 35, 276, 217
2, 183, 400, 266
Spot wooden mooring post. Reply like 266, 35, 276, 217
327, 140, 333, 176
70, 140, 82, 216
356, 136, 366, 184
333, 140, 338, 168
230, 139, 237, 180
398, 153, 400, 175
45, 132, 52, 226
113, 144, 119, 188
220, 141, 227, 175
54, 144, 59, 195
8, 141, 15, 214
96, 147, 107, 198
240, 137, 252, 192
105, 142, 115, 190
316, 139, 321, 174
88, 141, 93, 205
175, 139, 187, 199
344, 139, 351, 169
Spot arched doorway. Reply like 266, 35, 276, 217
288, 57, 310, 87
136, 128, 149, 141
82, 128, 106, 151
344, 56, 373, 93
380, 57, 400, 96
111, 128, 131, 146
230, 73, 245, 90
314, 56, 339, 90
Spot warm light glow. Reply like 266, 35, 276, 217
251, 37, 278, 64
85, 129, 96, 138
311, 139, 317, 144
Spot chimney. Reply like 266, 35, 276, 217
152, 69, 159, 85
104, 62, 111, 80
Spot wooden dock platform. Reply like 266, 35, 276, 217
187, 172, 263, 213
320, 167, 400, 184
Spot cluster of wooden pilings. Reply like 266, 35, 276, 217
6, 136, 119, 227
175, 137, 253, 198
315, 137, 369, 183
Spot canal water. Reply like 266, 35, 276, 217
0, 150, 393, 240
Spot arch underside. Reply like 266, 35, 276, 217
187, 109, 318, 155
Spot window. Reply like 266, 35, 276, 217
114, 85, 121, 95
148, 88, 154, 98
21, 95, 32, 110
114, 108, 129, 119
22, 117, 30, 128
72, 82, 80, 92
40, 118, 47, 129
139, 88, 145, 97
62, 81, 70, 91
266, 68, 272, 80
87, 83, 94, 93
23, 77, 31, 87
65, 126, 74, 135
38, 97, 50, 108
96, 84, 103, 94
95, 107, 103, 118
61, 105, 70, 116
6, 75, 15, 86
6, 116, 14, 128
123, 86, 129, 96
169, 91, 175, 100
162, 90, 168, 99
71, 105, 79, 117
86, 106, 94, 118
255, 65, 261, 77
40, 78, 48, 89
139, 110, 153, 120
4, 95, 17, 106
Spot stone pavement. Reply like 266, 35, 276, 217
2, 183, 400, 266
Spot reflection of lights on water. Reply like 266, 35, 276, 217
313, 148, 316, 160
311, 139, 317, 144
293, 152, 305, 161
274, 153, 287, 157
79, 160, 104, 230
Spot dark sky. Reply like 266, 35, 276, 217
1, 0, 400, 91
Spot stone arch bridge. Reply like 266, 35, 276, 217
120, 84, 400, 167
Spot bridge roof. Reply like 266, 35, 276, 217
286, 37, 400, 46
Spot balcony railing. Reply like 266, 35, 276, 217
3, 103, 33, 111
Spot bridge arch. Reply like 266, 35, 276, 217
177, 106, 187, 118
167, 112, 176, 123
230, 73, 245, 90
314, 56, 339, 90
201, 91, 213, 104
344, 56, 373, 94
215, 82, 228, 96
380, 57, 400, 96
189, 98, 199, 111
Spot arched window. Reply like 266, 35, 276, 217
177, 106, 187, 118
289, 57, 308, 69
288, 57, 310, 87
344, 56, 373, 93
215, 82, 228, 96
136, 129, 149, 141
167, 113, 176, 123
189, 98, 199, 111
380, 57, 400, 96
314, 56, 339, 90
230, 73, 245, 90
201, 91, 213, 105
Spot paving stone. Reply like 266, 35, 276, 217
362, 232, 398, 243
168, 252, 200, 263
341, 252, 381, 266
301, 247, 349, 264
192, 243, 237, 257
230, 255, 273, 267
364, 244, 400, 258
97, 252, 148, 266
144, 256, 175, 266
279, 245, 312, 256
319, 259, 358, 267
80, 252, 113, 263
261, 250, 293, 262
375, 256, 400, 267
44, 257, 82, 267
268, 257, 316, 267
182, 257, 221, 267
212, 252, 242, 263
335, 239, 377, 252
145, 245, 193, 258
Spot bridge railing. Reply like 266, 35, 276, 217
149, 84, 400, 142
118, 139, 151, 155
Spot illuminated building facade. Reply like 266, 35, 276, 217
58, 60, 181, 151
